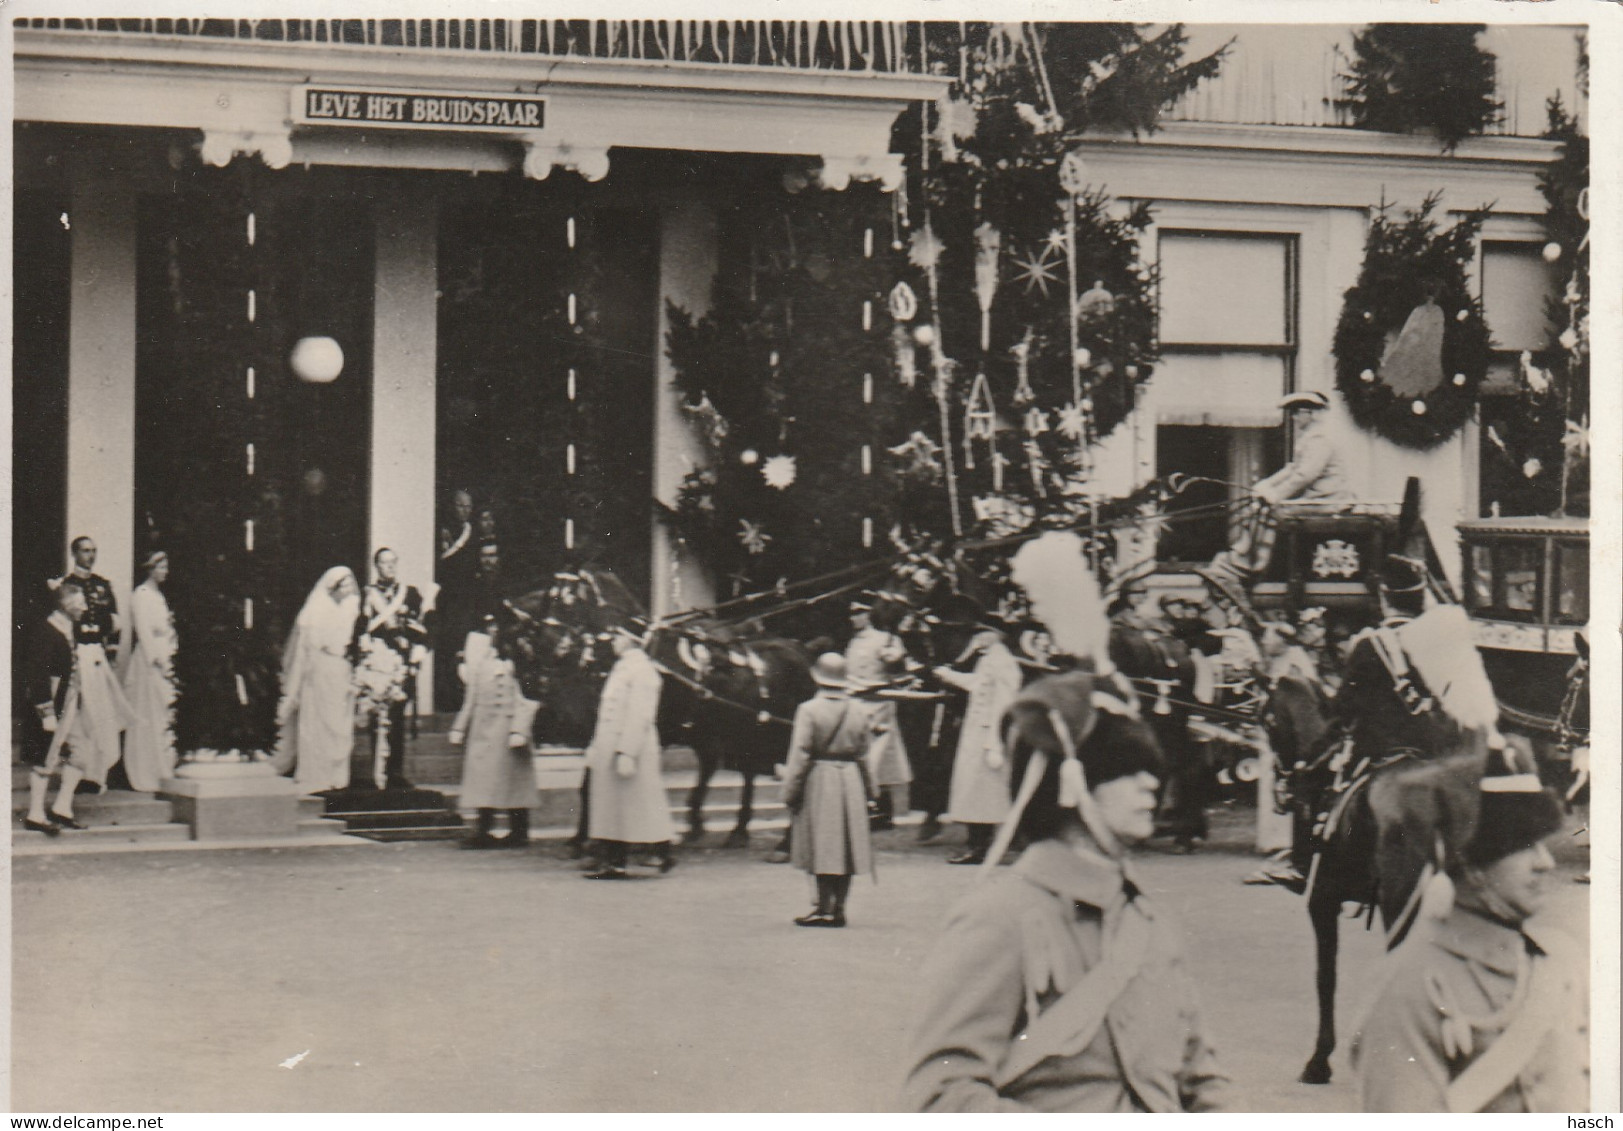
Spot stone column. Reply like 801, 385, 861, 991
370, 190, 440, 708
65, 174, 137, 646
650, 199, 719, 619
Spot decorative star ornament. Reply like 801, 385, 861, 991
908, 226, 945, 271
1010, 244, 1063, 298
1023, 406, 1051, 437
1056, 400, 1087, 440
737, 519, 771, 555
1043, 229, 1068, 254
761, 454, 797, 490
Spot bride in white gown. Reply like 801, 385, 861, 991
275, 566, 360, 793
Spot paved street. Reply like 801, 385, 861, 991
12, 819, 1587, 1113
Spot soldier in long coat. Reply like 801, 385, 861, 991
902, 668, 1228, 1111
450, 619, 540, 849
1354, 749, 1585, 1111
935, 618, 1023, 865
582, 623, 675, 878
781, 653, 875, 926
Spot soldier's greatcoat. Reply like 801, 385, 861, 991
940, 641, 1023, 826
1354, 907, 1587, 1111
585, 646, 673, 845
782, 688, 874, 877
903, 839, 1227, 1112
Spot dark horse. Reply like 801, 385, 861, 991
645, 619, 816, 846
499, 567, 816, 848
1266, 674, 1487, 1085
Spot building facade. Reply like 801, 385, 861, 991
11, 19, 1584, 713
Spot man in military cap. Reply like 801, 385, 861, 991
1354, 749, 1585, 1111
1203, 390, 1350, 609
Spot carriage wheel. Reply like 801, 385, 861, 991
1234, 756, 1260, 784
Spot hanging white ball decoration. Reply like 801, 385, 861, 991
1452, 373, 1467, 387
740, 449, 760, 466
913, 324, 936, 347
1542, 241, 1563, 263
290, 336, 344, 384
1411, 400, 1428, 416
1360, 369, 1376, 383
1455, 309, 1470, 323
1073, 347, 1092, 369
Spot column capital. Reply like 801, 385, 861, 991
199, 129, 293, 170
521, 139, 611, 183
816, 153, 905, 193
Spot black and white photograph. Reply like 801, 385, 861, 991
7, 1, 1618, 1118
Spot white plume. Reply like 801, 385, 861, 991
1010, 531, 1109, 665
1397, 604, 1500, 731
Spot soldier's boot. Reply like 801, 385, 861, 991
827, 875, 852, 927
503, 808, 530, 848
795, 876, 837, 926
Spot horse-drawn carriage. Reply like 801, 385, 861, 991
1459, 515, 1590, 797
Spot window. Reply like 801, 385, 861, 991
1155, 231, 1296, 560
1480, 240, 1560, 393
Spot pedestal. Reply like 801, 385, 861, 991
160, 760, 302, 840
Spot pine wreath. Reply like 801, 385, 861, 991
1333, 196, 1493, 450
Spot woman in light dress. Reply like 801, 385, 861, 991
275, 566, 360, 793
120, 550, 178, 790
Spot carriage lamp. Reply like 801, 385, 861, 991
291, 335, 344, 383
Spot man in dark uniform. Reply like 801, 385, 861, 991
470, 541, 506, 627
21, 579, 90, 834
55, 535, 119, 660
435, 489, 477, 710
1111, 581, 1207, 852
357, 547, 430, 791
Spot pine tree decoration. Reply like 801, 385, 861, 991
664, 23, 1225, 607
666, 183, 919, 593
1337, 24, 1502, 151
1480, 94, 1588, 517
897, 23, 1220, 537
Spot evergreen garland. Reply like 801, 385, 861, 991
1337, 24, 1502, 151
1332, 196, 1492, 450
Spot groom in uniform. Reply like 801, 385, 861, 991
359, 547, 430, 791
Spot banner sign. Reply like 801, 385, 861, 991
294, 86, 545, 131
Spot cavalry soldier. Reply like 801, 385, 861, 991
902, 534, 1228, 1111
1354, 748, 1585, 1111
582, 620, 676, 879
357, 547, 430, 791
53, 535, 121, 660
934, 613, 1023, 865
845, 593, 914, 828
1266, 556, 1501, 916
781, 653, 876, 927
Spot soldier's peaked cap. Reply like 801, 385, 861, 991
1280, 390, 1330, 411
